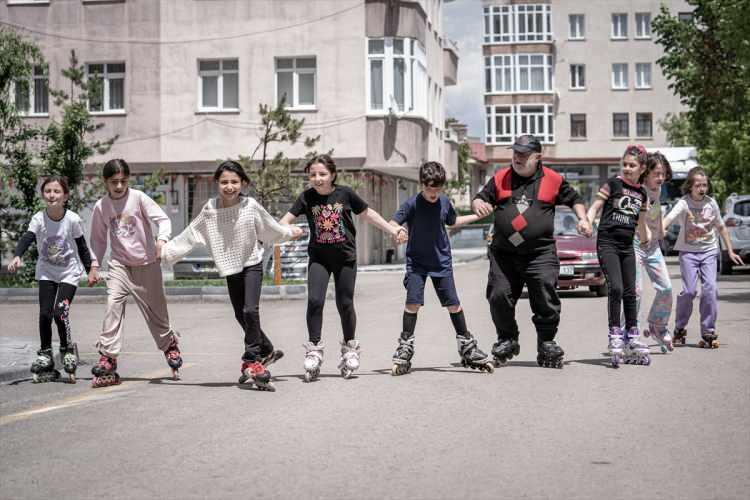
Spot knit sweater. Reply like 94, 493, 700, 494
162, 196, 294, 277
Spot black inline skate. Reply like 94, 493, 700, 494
391, 331, 415, 376
537, 340, 564, 369
457, 333, 494, 373
59, 343, 79, 383
491, 338, 520, 366
30, 348, 60, 383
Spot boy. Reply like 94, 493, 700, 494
389, 161, 494, 375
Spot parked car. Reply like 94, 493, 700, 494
554, 207, 607, 296
719, 193, 750, 275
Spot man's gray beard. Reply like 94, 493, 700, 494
512, 162, 537, 177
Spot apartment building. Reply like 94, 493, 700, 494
482, 0, 691, 200
2, 0, 459, 264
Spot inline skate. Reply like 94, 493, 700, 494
163, 336, 183, 380
643, 324, 673, 353
491, 338, 520, 366
391, 331, 415, 376
91, 354, 120, 388
59, 343, 79, 383
338, 340, 361, 379
457, 333, 494, 373
537, 340, 564, 369
608, 327, 625, 368
624, 327, 651, 366
239, 353, 275, 391
30, 348, 60, 383
302, 342, 324, 382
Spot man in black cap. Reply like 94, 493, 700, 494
472, 134, 592, 368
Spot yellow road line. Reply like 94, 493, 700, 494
0, 362, 194, 427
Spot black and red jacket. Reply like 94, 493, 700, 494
474, 165, 582, 254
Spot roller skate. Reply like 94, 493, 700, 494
608, 327, 625, 368
391, 331, 415, 376
302, 342, 324, 382
91, 354, 120, 388
673, 327, 687, 346
624, 327, 651, 366
491, 338, 520, 366
30, 348, 60, 383
698, 330, 719, 349
643, 324, 673, 353
456, 333, 494, 373
238, 354, 275, 391
537, 340, 564, 369
338, 340, 361, 379
59, 343, 79, 383
163, 336, 183, 380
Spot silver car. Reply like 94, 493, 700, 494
720, 194, 750, 275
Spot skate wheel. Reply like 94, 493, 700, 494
341, 369, 352, 379
304, 371, 314, 383
482, 362, 495, 374
698, 340, 706, 348
172, 369, 180, 381
660, 345, 668, 354
68, 373, 76, 384
712, 340, 720, 348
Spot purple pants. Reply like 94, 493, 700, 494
675, 250, 718, 333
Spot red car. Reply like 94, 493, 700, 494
555, 207, 607, 296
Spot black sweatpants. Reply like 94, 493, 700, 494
597, 233, 637, 329
306, 250, 357, 344
226, 262, 274, 361
486, 247, 561, 344
38, 280, 77, 350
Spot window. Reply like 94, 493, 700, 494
198, 59, 238, 112
635, 63, 652, 89
276, 57, 316, 109
485, 104, 554, 144
368, 38, 427, 117
570, 114, 586, 139
635, 13, 651, 38
87, 62, 125, 113
611, 13, 628, 39
484, 54, 553, 93
636, 112, 653, 137
483, 4, 552, 44
570, 64, 585, 89
569, 14, 584, 40
612, 63, 628, 89
613, 113, 629, 137
678, 12, 693, 23
14, 65, 48, 116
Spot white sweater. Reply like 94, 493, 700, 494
162, 196, 294, 277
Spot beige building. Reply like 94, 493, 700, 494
481, 0, 691, 200
2, 0, 459, 264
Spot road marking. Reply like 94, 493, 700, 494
0, 362, 193, 427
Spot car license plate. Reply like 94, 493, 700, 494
559, 265, 574, 276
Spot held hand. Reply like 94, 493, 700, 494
577, 219, 593, 238
87, 268, 100, 287
155, 240, 166, 262
290, 226, 304, 239
472, 199, 493, 218
7, 256, 21, 273
729, 251, 745, 267
394, 226, 408, 245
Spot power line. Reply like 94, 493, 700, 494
0, 1, 363, 45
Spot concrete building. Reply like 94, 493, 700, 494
2, 0, 459, 264
481, 0, 691, 200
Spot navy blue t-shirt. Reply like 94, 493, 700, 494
393, 193, 457, 277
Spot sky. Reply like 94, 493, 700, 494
444, 0, 484, 138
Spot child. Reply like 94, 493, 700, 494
663, 166, 744, 348
162, 161, 302, 391
7, 176, 94, 383
388, 161, 494, 375
88, 159, 182, 387
634, 152, 675, 353
587, 145, 652, 367
280, 154, 403, 382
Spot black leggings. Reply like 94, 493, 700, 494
597, 234, 637, 329
226, 262, 274, 361
306, 253, 357, 344
38, 280, 77, 350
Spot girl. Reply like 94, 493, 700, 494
88, 159, 182, 387
663, 167, 744, 348
162, 161, 302, 391
587, 145, 652, 367
634, 152, 675, 353
280, 154, 403, 382
7, 176, 94, 383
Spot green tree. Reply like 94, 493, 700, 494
653, 0, 750, 200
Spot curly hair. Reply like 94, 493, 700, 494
419, 161, 446, 187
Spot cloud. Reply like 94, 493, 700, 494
444, 0, 484, 138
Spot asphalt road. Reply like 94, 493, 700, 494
1, 258, 748, 500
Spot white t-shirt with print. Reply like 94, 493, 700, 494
667, 195, 724, 253
28, 210, 86, 285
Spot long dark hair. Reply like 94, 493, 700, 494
645, 152, 673, 182
102, 159, 130, 179
214, 160, 250, 183
304, 154, 337, 184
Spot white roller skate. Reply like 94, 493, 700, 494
624, 327, 651, 366
302, 342, 324, 383
338, 340, 361, 379
608, 327, 625, 368
643, 324, 673, 353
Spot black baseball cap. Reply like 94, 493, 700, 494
508, 134, 542, 153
